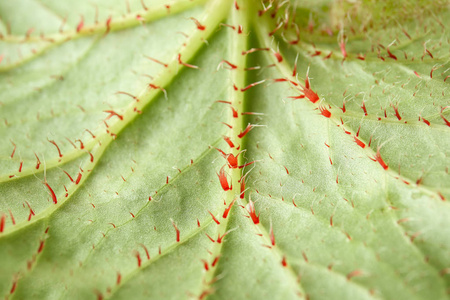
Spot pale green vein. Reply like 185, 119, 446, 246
337, 111, 450, 131
0, 0, 207, 71
106, 217, 214, 299
384, 182, 449, 282
1, 0, 206, 43
383, 168, 447, 296
244, 197, 306, 297
289, 259, 379, 300
202, 2, 248, 298
288, 40, 450, 65
103, 137, 222, 229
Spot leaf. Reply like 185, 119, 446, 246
0, 0, 449, 299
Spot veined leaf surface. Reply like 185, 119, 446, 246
1, 0, 449, 299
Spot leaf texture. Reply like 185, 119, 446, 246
0, 0, 449, 299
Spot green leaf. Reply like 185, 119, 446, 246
1, 0, 449, 299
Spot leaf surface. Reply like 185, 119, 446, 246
0, 0, 449, 299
